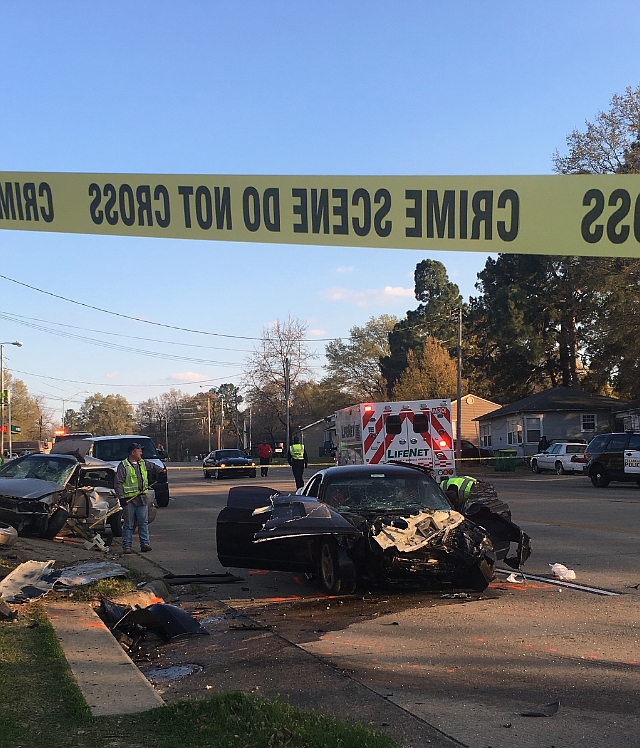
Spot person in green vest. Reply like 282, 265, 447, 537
288, 437, 308, 489
440, 475, 477, 511
114, 443, 163, 554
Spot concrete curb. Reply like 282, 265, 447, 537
47, 601, 165, 716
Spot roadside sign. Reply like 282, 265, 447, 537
2, 171, 640, 258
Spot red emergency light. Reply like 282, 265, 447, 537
363, 404, 373, 412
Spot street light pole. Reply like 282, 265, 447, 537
1, 342, 23, 459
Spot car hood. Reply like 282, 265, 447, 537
0, 478, 65, 500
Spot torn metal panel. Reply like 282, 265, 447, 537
254, 497, 362, 542
112, 603, 209, 651
54, 561, 127, 586
0, 559, 57, 601
371, 509, 465, 552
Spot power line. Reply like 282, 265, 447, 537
0, 272, 345, 342
8, 367, 241, 388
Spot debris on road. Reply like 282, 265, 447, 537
506, 572, 525, 583
550, 563, 576, 581
0, 559, 127, 602
162, 572, 244, 585
521, 701, 560, 717
111, 603, 209, 652
0, 522, 18, 547
0, 599, 18, 620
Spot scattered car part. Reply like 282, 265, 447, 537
162, 572, 244, 585
521, 701, 560, 717
112, 603, 209, 651
0, 522, 18, 547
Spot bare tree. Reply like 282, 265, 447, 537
244, 316, 316, 440
553, 83, 640, 174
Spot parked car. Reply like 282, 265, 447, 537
530, 442, 587, 475
584, 432, 640, 487
0, 452, 155, 539
51, 435, 169, 507
216, 463, 531, 594
454, 440, 493, 460
203, 449, 257, 479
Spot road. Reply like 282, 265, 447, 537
146, 464, 640, 748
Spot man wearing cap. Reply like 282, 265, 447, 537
115, 443, 163, 554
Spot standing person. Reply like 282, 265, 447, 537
156, 444, 166, 461
257, 441, 273, 477
288, 437, 308, 489
538, 435, 550, 452
115, 443, 163, 554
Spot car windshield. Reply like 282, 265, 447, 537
93, 438, 158, 462
565, 444, 585, 454
215, 450, 245, 459
322, 474, 451, 514
0, 454, 77, 485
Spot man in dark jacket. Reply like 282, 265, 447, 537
287, 438, 308, 489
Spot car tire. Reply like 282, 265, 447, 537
531, 459, 541, 474
203, 471, 211, 479
215, 470, 222, 480
316, 540, 356, 595
555, 461, 566, 475
108, 511, 123, 538
249, 469, 257, 478
590, 465, 610, 488
41, 507, 70, 540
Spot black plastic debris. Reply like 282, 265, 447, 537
113, 603, 209, 648
97, 596, 132, 627
162, 572, 244, 585
521, 701, 560, 717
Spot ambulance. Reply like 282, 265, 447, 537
332, 399, 456, 480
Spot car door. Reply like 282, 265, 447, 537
538, 444, 558, 470
623, 434, 640, 477
216, 486, 324, 572
604, 433, 629, 478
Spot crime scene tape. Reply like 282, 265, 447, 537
2, 172, 640, 257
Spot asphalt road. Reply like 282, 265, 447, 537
148, 464, 640, 748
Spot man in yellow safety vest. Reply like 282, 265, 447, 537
288, 438, 308, 489
114, 442, 163, 554
440, 475, 477, 510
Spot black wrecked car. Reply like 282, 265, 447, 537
217, 463, 531, 594
203, 449, 257, 479
0, 452, 152, 539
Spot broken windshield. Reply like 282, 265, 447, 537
322, 474, 451, 514
0, 454, 77, 485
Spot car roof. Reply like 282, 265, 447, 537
90, 435, 154, 441
314, 464, 432, 479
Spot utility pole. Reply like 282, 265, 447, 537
235, 389, 239, 449
284, 356, 291, 455
219, 397, 224, 449
456, 307, 462, 463
207, 394, 211, 452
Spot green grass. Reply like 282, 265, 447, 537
0, 604, 399, 748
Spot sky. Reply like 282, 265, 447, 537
2, 1, 640, 423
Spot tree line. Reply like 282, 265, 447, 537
7, 83, 640, 454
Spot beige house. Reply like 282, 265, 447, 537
451, 394, 499, 445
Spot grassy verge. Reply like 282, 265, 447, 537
0, 604, 399, 748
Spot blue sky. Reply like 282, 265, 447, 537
2, 1, 639, 421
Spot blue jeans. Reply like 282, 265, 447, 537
122, 501, 150, 549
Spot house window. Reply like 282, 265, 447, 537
507, 418, 522, 445
582, 414, 596, 431
479, 423, 491, 448
525, 416, 542, 444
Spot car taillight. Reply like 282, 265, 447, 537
220, 462, 226, 467
571, 455, 586, 463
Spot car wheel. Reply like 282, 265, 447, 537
531, 459, 541, 474
249, 469, 257, 478
215, 469, 222, 480
41, 507, 70, 540
555, 461, 566, 475
316, 540, 356, 595
108, 511, 123, 538
590, 465, 610, 488
203, 471, 210, 479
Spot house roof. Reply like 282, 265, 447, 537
476, 387, 623, 421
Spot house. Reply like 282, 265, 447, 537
613, 400, 640, 431
476, 387, 623, 457
451, 394, 499, 446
